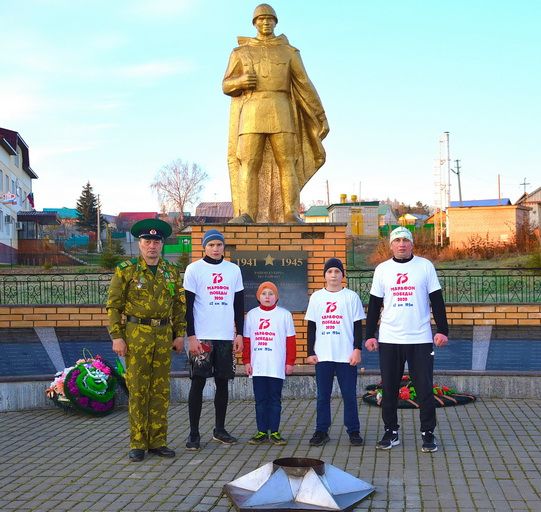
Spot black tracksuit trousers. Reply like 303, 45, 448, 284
379, 342, 436, 433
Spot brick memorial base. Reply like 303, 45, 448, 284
190, 223, 347, 363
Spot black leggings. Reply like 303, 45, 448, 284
188, 376, 229, 434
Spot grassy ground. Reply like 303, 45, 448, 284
347, 239, 539, 270
435, 253, 535, 269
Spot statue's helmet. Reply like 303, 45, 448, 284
252, 4, 278, 25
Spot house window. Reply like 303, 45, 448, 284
13, 148, 21, 168
5, 174, 9, 192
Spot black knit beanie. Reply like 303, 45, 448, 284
323, 257, 345, 276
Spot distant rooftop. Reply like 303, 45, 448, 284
0, 126, 38, 179
116, 212, 159, 230
43, 207, 78, 219
328, 201, 379, 209
450, 199, 511, 207
304, 205, 329, 217
17, 211, 60, 225
195, 202, 233, 218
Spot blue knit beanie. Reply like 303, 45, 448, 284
202, 229, 225, 247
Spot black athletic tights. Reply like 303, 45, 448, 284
188, 376, 229, 434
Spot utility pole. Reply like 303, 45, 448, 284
96, 194, 102, 253
326, 180, 330, 205
444, 132, 451, 209
451, 159, 463, 204
520, 177, 530, 194
443, 131, 451, 240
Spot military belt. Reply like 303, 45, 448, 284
127, 315, 169, 327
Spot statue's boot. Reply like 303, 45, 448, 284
229, 213, 255, 224
284, 212, 304, 224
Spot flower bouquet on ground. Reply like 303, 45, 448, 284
46, 352, 127, 416
362, 375, 476, 409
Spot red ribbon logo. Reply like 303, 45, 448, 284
396, 273, 408, 284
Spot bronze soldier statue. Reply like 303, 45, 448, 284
223, 3, 329, 223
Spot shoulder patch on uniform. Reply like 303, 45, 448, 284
117, 259, 135, 269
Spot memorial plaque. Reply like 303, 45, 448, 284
232, 251, 308, 312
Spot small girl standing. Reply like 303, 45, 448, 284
243, 282, 296, 445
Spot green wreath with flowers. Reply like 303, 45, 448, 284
362, 375, 476, 408
46, 352, 127, 416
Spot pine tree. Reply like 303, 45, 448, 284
76, 182, 102, 233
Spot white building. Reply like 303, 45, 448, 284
0, 127, 38, 264
516, 186, 541, 231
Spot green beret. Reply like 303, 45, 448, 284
130, 218, 172, 240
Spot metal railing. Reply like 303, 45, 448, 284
347, 268, 541, 305
1, 268, 540, 306
0, 273, 112, 306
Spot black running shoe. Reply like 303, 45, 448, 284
186, 433, 201, 451
309, 431, 330, 446
349, 431, 364, 446
376, 429, 400, 450
213, 429, 237, 445
421, 431, 438, 452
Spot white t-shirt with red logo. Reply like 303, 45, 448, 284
183, 258, 244, 340
370, 255, 441, 344
244, 306, 295, 379
304, 288, 366, 363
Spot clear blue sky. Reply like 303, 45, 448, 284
1, 0, 539, 215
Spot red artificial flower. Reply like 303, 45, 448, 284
399, 386, 411, 400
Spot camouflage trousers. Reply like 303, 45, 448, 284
125, 323, 172, 450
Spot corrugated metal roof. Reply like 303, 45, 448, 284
43, 207, 79, 219
450, 199, 511, 207
304, 205, 329, 216
195, 202, 233, 217
17, 211, 61, 225
117, 212, 159, 221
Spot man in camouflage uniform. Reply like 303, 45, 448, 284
107, 218, 186, 462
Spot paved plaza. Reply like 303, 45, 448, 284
1, 396, 540, 511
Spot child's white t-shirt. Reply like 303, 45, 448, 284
305, 287, 365, 362
244, 306, 295, 379
183, 258, 244, 340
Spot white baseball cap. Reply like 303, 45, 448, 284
389, 226, 413, 243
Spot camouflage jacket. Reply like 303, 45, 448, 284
106, 256, 186, 339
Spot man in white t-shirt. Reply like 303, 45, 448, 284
305, 258, 366, 447
183, 229, 244, 450
365, 226, 448, 453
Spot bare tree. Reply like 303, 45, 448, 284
151, 159, 208, 228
